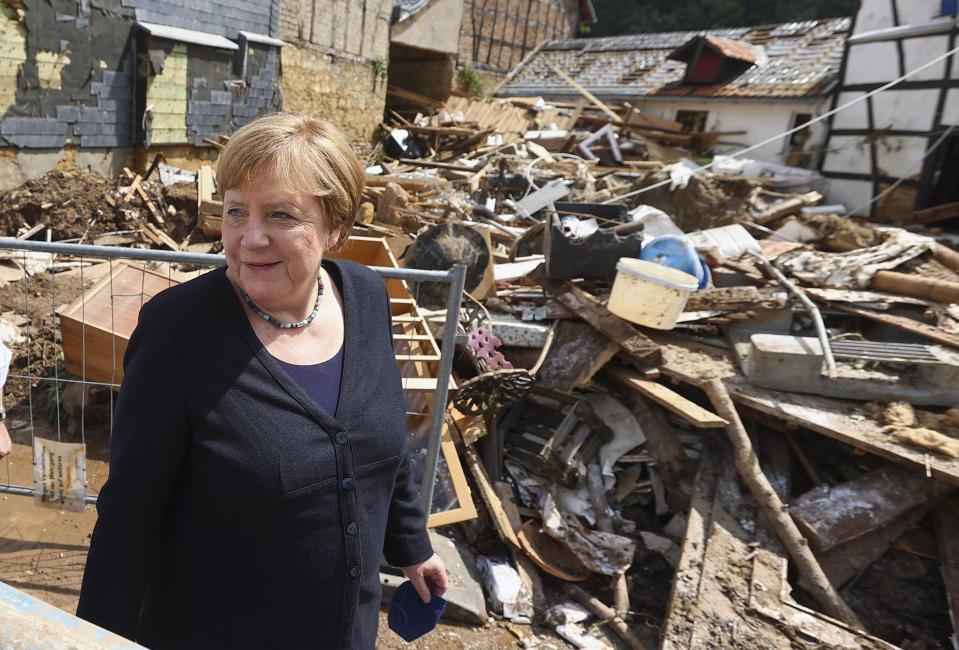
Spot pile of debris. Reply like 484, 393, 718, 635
364, 91, 959, 649
1, 88, 958, 648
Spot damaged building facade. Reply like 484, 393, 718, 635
820, 0, 959, 220
496, 17, 851, 167
0, 0, 393, 191
388, 0, 596, 106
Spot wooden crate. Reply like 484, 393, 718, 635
58, 264, 179, 387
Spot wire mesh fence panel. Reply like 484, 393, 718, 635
0, 240, 465, 521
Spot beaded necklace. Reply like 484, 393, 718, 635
242, 275, 324, 329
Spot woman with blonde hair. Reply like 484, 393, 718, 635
78, 113, 446, 649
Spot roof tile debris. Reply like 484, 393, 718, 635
497, 17, 851, 100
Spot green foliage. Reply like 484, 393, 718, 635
457, 65, 484, 97
372, 57, 388, 87
583, 0, 858, 37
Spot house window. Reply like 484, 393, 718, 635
788, 113, 812, 147
676, 110, 708, 133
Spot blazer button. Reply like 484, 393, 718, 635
335, 431, 348, 444
341, 477, 355, 490
350, 565, 361, 578
346, 521, 358, 535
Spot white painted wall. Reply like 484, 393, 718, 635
821, 0, 954, 213
631, 98, 826, 166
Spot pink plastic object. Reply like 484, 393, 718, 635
467, 325, 514, 370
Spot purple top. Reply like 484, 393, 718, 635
275, 345, 344, 416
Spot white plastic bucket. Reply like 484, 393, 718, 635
608, 258, 698, 330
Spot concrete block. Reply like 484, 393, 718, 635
16, 150, 63, 178
0, 157, 25, 192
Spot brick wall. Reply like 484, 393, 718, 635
459, 0, 579, 72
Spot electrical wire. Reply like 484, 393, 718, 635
600, 42, 959, 205
847, 124, 956, 216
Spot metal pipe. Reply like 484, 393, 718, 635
419, 263, 468, 515
753, 254, 838, 380
0, 483, 98, 503
0, 237, 224, 266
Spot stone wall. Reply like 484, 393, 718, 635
277, 0, 392, 143
280, 47, 386, 144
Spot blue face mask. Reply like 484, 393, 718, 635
388, 580, 447, 642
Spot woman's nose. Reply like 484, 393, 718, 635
241, 217, 269, 248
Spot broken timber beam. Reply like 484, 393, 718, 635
756, 191, 822, 224
603, 365, 726, 429
703, 378, 862, 627
549, 66, 623, 125
871, 269, 959, 304
789, 463, 949, 552
565, 584, 650, 650
461, 443, 521, 549
913, 200, 959, 225
364, 174, 451, 192
532, 269, 662, 368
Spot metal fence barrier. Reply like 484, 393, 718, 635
0, 238, 465, 515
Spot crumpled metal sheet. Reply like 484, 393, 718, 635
540, 492, 636, 576
774, 228, 934, 289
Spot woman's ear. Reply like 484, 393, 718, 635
326, 227, 341, 250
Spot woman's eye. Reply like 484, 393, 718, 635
226, 207, 242, 217
272, 211, 293, 220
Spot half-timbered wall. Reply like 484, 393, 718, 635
820, 0, 959, 216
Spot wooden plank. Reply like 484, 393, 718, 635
663, 444, 898, 650
144, 223, 179, 251
400, 376, 440, 391
122, 172, 141, 203
826, 301, 959, 350
461, 442, 521, 549
622, 102, 683, 132
913, 200, 959, 225
604, 365, 727, 428
549, 66, 622, 125
807, 498, 942, 592
425, 424, 478, 528
364, 174, 450, 192
789, 463, 949, 551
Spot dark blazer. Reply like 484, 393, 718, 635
77, 260, 433, 649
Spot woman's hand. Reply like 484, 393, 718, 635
401, 553, 448, 603
0, 422, 11, 458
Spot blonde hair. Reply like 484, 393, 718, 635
216, 113, 364, 251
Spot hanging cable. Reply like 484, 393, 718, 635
847, 124, 956, 216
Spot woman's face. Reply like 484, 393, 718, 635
221, 181, 339, 316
